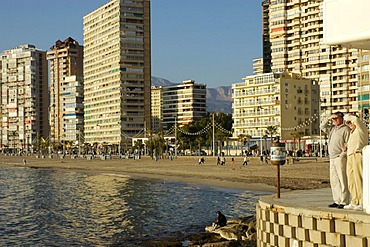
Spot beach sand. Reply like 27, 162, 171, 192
0, 154, 330, 192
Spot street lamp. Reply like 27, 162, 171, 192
257, 106, 263, 155
174, 116, 177, 158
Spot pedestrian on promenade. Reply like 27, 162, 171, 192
343, 114, 369, 211
321, 111, 351, 209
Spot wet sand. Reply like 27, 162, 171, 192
0, 154, 330, 192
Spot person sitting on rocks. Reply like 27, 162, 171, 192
212, 211, 227, 230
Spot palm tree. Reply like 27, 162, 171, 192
237, 134, 246, 155
265, 125, 278, 147
291, 131, 305, 155
195, 136, 203, 153
238, 134, 252, 155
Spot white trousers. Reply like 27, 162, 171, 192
347, 153, 363, 205
330, 156, 350, 205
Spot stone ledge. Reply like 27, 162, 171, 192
257, 188, 370, 247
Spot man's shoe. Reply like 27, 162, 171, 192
337, 204, 345, 209
353, 205, 363, 211
328, 203, 338, 208
343, 204, 355, 210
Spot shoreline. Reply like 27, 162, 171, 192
0, 154, 330, 192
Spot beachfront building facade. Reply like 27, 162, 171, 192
47, 37, 84, 148
232, 72, 320, 152
162, 80, 207, 130
151, 86, 163, 131
0, 44, 49, 152
262, 0, 368, 119
83, 0, 151, 146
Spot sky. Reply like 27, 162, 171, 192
0, 0, 263, 88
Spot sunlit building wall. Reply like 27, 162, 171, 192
232, 72, 320, 142
253, 58, 264, 75
162, 80, 207, 130
263, 0, 363, 117
151, 86, 162, 131
0, 44, 49, 150
47, 37, 84, 146
83, 0, 151, 145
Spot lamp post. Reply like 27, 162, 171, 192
212, 113, 215, 157
78, 129, 81, 156
117, 122, 121, 157
257, 106, 263, 155
174, 116, 177, 158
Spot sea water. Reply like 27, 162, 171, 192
0, 166, 270, 246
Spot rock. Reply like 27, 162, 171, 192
205, 215, 256, 242
142, 216, 257, 247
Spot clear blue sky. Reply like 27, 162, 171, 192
0, 0, 262, 88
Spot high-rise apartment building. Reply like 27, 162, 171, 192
0, 44, 49, 152
262, 0, 272, 74
162, 80, 207, 130
253, 58, 264, 75
151, 86, 162, 131
47, 37, 84, 147
263, 0, 366, 117
357, 50, 370, 122
232, 72, 320, 149
83, 0, 151, 145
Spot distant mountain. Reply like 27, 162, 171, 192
151, 76, 176, 87
206, 86, 232, 114
151, 76, 232, 114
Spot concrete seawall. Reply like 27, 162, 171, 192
256, 188, 370, 247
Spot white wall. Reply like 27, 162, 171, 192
323, 0, 370, 49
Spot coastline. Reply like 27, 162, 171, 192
0, 154, 330, 193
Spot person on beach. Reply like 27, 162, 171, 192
242, 156, 248, 166
220, 156, 226, 165
216, 156, 220, 165
231, 157, 234, 165
342, 114, 369, 211
212, 211, 227, 230
198, 157, 205, 165
321, 111, 351, 209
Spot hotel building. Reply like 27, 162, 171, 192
83, 0, 151, 145
0, 44, 49, 151
232, 72, 320, 149
263, 0, 369, 118
47, 37, 84, 146
162, 80, 207, 130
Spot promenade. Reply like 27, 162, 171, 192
257, 188, 370, 247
